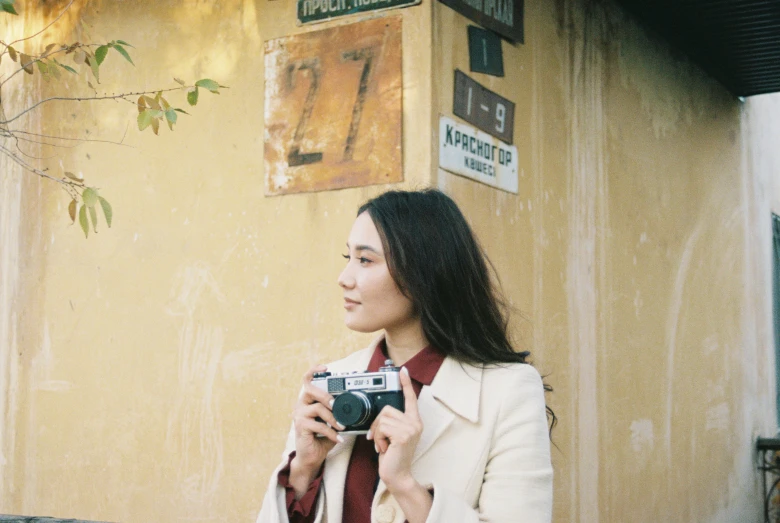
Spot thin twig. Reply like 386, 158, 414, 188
8, 128, 134, 147
11, 133, 77, 156
0, 87, 186, 125
0, 143, 82, 199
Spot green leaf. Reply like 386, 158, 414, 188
164, 108, 177, 124
88, 205, 98, 232
173, 77, 186, 86
94, 45, 108, 65
137, 109, 163, 131
112, 44, 134, 65
195, 78, 219, 93
89, 58, 99, 82
20, 53, 33, 74
82, 187, 98, 207
98, 196, 112, 228
36, 60, 47, 74
115, 40, 134, 48
137, 109, 154, 131
174, 108, 190, 115
78, 205, 88, 238
68, 199, 77, 223
1, 0, 18, 15
60, 62, 77, 74
64, 171, 83, 182
187, 87, 199, 106
73, 49, 86, 64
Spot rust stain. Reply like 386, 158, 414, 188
263, 16, 403, 195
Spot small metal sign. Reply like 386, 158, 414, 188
298, 0, 420, 24
468, 26, 504, 77
438, 0, 523, 42
439, 116, 518, 193
453, 70, 514, 143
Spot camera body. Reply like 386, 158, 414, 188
312, 360, 404, 435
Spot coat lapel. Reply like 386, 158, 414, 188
322, 435, 356, 523
412, 356, 482, 464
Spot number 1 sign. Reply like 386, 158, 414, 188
264, 17, 403, 196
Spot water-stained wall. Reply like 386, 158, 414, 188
434, 1, 778, 521
0, 0, 778, 522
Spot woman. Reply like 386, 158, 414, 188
257, 189, 553, 523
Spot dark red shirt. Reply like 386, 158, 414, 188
278, 341, 445, 523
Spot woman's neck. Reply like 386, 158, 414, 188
384, 322, 428, 367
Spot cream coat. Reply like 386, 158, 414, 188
256, 343, 553, 523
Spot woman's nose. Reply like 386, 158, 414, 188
338, 264, 355, 289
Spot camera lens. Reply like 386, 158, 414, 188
332, 392, 372, 428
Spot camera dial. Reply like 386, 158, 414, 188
332, 391, 372, 427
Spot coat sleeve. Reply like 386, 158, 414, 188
425, 365, 553, 523
256, 424, 327, 523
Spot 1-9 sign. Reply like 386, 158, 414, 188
264, 18, 403, 196
453, 69, 514, 144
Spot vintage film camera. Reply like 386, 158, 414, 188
312, 360, 405, 435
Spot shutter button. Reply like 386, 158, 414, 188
375, 504, 395, 523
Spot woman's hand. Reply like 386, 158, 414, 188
368, 367, 432, 522
289, 364, 345, 498
368, 367, 423, 492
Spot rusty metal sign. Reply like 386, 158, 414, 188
438, 0, 523, 43
264, 17, 403, 196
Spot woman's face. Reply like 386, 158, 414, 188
337, 212, 416, 334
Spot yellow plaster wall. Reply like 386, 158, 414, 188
1, 0, 433, 521
1, 0, 779, 522
433, 0, 778, 522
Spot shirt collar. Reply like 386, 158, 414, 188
366, 339, 445, 387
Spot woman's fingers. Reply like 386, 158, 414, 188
295, 415, 344, 444
300, 402, 345, 431
302, 364, 328, 382
299, 382, 334, 408
298, 365, 334, 407
370, 411, 420, 453
399, 367, 419, 418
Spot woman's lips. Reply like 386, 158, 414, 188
344, 298, 360, 309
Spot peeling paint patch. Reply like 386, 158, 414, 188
221, 343, 276, 382
630, 419, 655, 453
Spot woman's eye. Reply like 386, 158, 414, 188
359, 257, 372, 265
342, 254, 350, 260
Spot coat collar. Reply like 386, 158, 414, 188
367, 332, 483, 423
428, 355, 482, 423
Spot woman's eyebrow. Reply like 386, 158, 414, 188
346, 243, 383, 255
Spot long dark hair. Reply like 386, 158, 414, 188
358, 188, 556, 431
358, 189, 523, 365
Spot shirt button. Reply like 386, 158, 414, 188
375, 503, 396, 523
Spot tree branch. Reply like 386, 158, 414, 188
8, 128, 134, 147
0, 44, 102, 87
0, 87, 186, 125
0, 143, 82, 199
